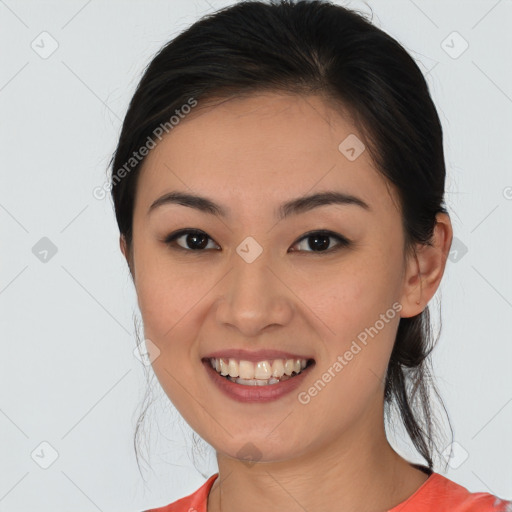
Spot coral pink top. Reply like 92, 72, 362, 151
145, 471, 511, 511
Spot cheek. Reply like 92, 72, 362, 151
134, 246, 201, 337
299, 252, 399, 336
136, 265, 204, 406
133, 251, 214, 380
295, 248, 402, 389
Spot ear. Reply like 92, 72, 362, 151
119, 235, 134, 278
399, 212, 453, 318
119, 234, 128, 260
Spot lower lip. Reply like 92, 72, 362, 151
202, 359, 315, 403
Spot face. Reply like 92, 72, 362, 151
123, 92, 424, 463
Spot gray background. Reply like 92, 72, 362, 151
1, 0, 511, 510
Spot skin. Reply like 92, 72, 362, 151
120, 92, 453, 512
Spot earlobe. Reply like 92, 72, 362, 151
399, 213, 453, 318
119, 235, 135, 279
119, 235, 127, 260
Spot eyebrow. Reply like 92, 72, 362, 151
148, 190, 370, 220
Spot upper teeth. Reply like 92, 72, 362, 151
209, 358, 308, 380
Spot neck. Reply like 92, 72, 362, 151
206, 406, 430, 512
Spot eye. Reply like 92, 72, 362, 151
163, 228, 351, 254
164, 229, 220, 251
289, 230, 351, 253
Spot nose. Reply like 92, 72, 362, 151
214, 250, 295, 337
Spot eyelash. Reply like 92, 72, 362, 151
163, 228, 351, 254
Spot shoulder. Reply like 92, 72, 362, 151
393, 472, 512, 512
144, 473, 219, 512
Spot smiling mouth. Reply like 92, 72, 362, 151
202, 357, 316, 386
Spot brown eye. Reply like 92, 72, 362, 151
163, 229, 350, 254
164, 229, 220, 251
290, 230, 351, 253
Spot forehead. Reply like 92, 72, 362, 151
134, 92, 396, 215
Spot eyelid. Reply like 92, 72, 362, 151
290, 230, 351, 253
163, 228, 351, 253
164, 228, 220, 251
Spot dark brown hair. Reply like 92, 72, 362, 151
109, 0, 453, 474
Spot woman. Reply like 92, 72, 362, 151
109, 1, 511, 510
